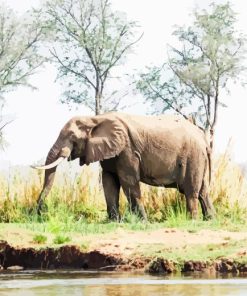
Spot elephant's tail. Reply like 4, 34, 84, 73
206, 146, 212, 184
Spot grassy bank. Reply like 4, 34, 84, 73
1, 150, 247, 270
0, 149, 247, 234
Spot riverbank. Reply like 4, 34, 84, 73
1, 224, 247, 275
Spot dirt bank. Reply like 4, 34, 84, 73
1, 225, 247, 274
1, 240, 247, 274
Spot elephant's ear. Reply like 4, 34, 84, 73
85, 118, 127, 164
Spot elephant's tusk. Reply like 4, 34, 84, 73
31, 156, 67, 170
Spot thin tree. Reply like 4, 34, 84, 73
45, 0, 142, 115
136, 3, 246, 148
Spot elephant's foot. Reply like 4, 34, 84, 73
199, 195, 216, 220
37, 201, 48, 216
107, 211, 120, 222
202, 209, 216, 221
129, 204, 147, 222
136, 201, 147, 222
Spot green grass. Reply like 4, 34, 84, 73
32, 233, 47, 244
80, 241, 90, 251
1, 219, 247, 265
1, 191, 247, 237
1, 151, 247, 266
53, 234, 71, 244
137, 238, 247, 263
1, 206, 247, 241
1, 151, 247, 238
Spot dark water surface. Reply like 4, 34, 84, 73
0, 270, 247, 296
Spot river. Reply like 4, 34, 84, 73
0, 271, 247, 296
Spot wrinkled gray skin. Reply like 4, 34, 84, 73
35, 112, 216, 220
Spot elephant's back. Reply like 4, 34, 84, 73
112, 112, 208, 154
122, 113, 204, 140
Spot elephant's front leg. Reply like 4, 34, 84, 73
116, 150, 147, 221
102, 171, 121, 221
121, 182, 147, 221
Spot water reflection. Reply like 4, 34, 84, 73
0, 271, 247, 296
84, 284, 247, 296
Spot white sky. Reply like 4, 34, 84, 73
1, 0, 247, 168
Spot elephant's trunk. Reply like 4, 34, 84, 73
36, 139, 72, 212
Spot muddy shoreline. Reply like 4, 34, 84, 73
1, 240, 247, 275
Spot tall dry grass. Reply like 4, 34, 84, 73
0, 148, 247, 223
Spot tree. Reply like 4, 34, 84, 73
45, 0, 141, 115
136, 3, 246, 148
0, 4, 47, 143
0, 5, 47, 97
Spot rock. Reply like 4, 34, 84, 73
238, 263, 247, 273
216, 259, 239, 274
0, 240, 8, 252
182, 260, 208, 272
147, 258, 175, 274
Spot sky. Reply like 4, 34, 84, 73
1, 0, 247, 168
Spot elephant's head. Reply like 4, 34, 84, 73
33, 114, 128, 211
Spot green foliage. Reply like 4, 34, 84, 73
0, 4, 47, 97
80, 241, 90, 251
0, 4, 48, 144
136, 2, 246, 130
44, 0, 141, 114
53, 234, 71, 244
33, 233, 47, 244
1, 152, 247, 235
2, 189, 247, 234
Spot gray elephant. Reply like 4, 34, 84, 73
33, 112, 216, 220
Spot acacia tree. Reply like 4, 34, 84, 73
45, 0, 141, 115
0, 5, 47, 144
137, 3, 246, 148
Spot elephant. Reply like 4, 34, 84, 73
32, 112, 216, 221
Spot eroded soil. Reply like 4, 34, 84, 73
1, 226, 247, 274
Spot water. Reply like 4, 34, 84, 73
0, 271, 247, 296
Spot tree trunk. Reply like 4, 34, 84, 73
95, 91, 101, 115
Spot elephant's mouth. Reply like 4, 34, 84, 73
69, 150, 85, 166
79, 156, 85, 166
69, 151, 76, 161
68, 149, 86, 166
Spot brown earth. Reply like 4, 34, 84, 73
1, 227, 247, 274
1, 239, 247, 274
3, 226, 247, 253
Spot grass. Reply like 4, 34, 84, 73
138, 238, 247, 265
0, 148, 247, 235
1, 150, 247, 270
32, 233, 47, 244
53, 234, 71, 244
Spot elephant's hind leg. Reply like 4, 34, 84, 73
185, 192, 199, 219
102, 171, 120, 221
183, 171, 200, 219
183, 155, 205, 219
199, 180, 216, 220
